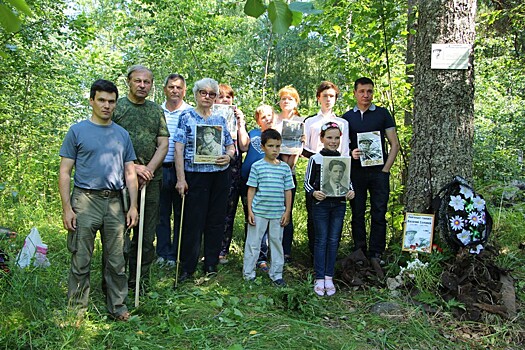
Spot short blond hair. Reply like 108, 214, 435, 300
278, 86, 300, 116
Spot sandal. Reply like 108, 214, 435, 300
325, 279, 336, 296
314, 279, 325, 296
257, 261, 269, 273
111, 311, 130, 322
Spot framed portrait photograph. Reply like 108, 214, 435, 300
212, 104, 236, 137
357, 131, 384, 167
194, 125, 224, 164
320, 156, 351, 197
280, 119, 304, 155
402, 213, 435, 253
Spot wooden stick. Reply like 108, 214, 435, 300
134, 184, 147, 307
174, 195, 185, 289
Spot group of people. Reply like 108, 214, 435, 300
59, 64, 399, 321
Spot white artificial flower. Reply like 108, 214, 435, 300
457, 229, 471, 245
468, 212, 480, 227
472, 196, 486, 211
469, 244, 484, 255
460, 185, 474, 199
450, 215, 464, 231
449, 195, 465, 211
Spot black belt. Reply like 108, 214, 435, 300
162, 162, 174, 168
75, 187, 121, 198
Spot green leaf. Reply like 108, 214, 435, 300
5, 0, 32, 16
0, 4, 21, 32
244, 0, 266, 18
268, 0, 293, 34
233, 308, 244, 318
288, 1, 323, 15
291, 10, 302, 27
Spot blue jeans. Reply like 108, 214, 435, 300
350, 170, 390, 258
312, 199, 346, 279
156, 166, 181, 261
282, 174, 297, 257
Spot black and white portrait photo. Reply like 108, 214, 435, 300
280, 119, 304, 155
194, 125, 223, 164
357, 131, 383, 167
321, 156, 351, 197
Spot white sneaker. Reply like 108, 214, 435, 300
156, 257, 166, 266
165, 260, 176, 268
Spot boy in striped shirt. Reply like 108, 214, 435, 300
243, 129, 294, 286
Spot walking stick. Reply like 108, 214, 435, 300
134, 183, 147, 307
174, 194, 185, 289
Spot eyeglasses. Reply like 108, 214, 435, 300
321, 122, 341, 131
198, 90, 217, 99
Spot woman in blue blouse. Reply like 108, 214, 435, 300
173, 78, 235, 285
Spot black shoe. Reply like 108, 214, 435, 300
284, 255, 293, 264
273, 278, 287, 287
204, 265, 218, 277
173, 271, 193, 289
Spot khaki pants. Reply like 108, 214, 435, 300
67, 187, 128, 316
127, 180, 161, 287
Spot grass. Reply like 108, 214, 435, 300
1, 159, 524, 349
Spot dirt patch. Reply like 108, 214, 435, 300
440, 247, 516, 321
338, 249, 384, 288
338, 246, 518, 323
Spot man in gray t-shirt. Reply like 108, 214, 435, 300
59, 79, 139, 322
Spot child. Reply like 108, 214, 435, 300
243, 128, 294, 286
272, 86, 303, 264
216, 84, 248, 264
304, 122, 355, 296
239, 105, 274, 272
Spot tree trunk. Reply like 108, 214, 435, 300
401, 0, 417, 202
405, 0, 476, 212
404, 0, 416, 127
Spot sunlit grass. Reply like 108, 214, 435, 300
1, 162, 524, 349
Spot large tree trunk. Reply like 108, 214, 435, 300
404, 0, 416, 127
405, 0, 476, 212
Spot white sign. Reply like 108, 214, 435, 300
402, 213, 435, 253
431, 44, 471, 70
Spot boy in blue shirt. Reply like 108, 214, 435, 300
243, 129, 294, 286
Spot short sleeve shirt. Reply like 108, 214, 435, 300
174, 108, 234, 173
342, 104, 396, 170
162, 101, 192, 163
59, 120, 136, 190
247, 159, 295, 219
112, 97, 170, 178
